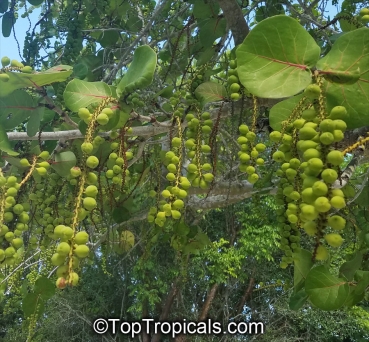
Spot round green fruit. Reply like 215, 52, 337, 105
85, 185, 98, 198
86, 156, 99, 169
230, 83, 240, 93
314, 197, 331, 213
74, 245, 90, 258
56, 242, 70, 256
329, 106, 348, 120
96, 113, 109, 125
303, 221, 317, 236
312, 181, 328, 196
315, 245, 329, 260
304, 84, 321, 99
239, 124, 249, 135
51, 253, 65, 266
327, 150, 344, 166
360, 8, 369, 16
1, 56, 10, 67
330, 196, 346, 209
328, 215, 346, 230
321, 169, 338, 183
324, 233, 344, 247
269, 131, 282, 142
83, 197, 97, 211
273, 151, 285, 162
320, 132, 334, 145
81, 142, 94, 154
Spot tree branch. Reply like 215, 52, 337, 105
198, 283, 219, 321
217, 0, 249, 45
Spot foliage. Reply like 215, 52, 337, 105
0, 0, 369, 341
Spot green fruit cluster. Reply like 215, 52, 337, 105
227, 59, 241, 101
272, 102, 348, 265
0, 176, 30, 266
237, 124, 264, 183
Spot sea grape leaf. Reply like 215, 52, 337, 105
305, 265, 349, 311
116, 45, 157, 98
27, 107, 43, 137
236, 15, 320, 98
0, 125, 18, 156
64, 79, 112, 112
194, 81, 227, 105
27, 0, 44, 5
51, 151, 77, 177
317, 28, 369, 129
339, 250, 365, 281
0, 0, 9, 13
22, 293, 44, 318
0, 66, 72, 97
289, 289, 308, 310
34, 277, 55, 301
193, 0, 220, 19
112, 207, 131, 223
199, 17, 227, 48
269, 94, 305, 130
2, 11, 15, 37
293, 249, 313, 293
0, 90, 37, 130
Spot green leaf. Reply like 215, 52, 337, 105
73, 63, 89, 79
318, 28, 369, 128
196, 47, 216, 66
305, 265, 349, 311
51, 151, 76, 177
293, 249, 313, 293
0, 66, 73, 97
112, 207, 131, 223
116, 45, 157, 97
236, 15, 320, 98
0, 0, 8, 13
64, 79, 112, 112
27, 0, 44, 5
98, 30, 120, 48
22, 293, 44, 318
343, 285, 365, 307
199, 17, 227, 48
353, 270, 369, 294
289, 289, 308, 310
193, 0, 220, 19
27, 107, 43, 137
34, 277, 55, 301
175, 222, 190, 236
0, 90, 37, 130
269, 94, 305, 130
2, 11, 15, 38
195, 232, 211, 247
194, 81, 227, 105
153, 85, 174, 99
339, 250, 365, 281
126, 12, 143, 32
0, 126, 18, 156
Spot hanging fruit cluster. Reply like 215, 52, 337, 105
227, 59, 242, 101
270, 81, 350, 267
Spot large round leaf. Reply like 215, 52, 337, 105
116, 45, 157, 97
317, 28, 369, 129
305, 265, 349, 311
236, 15, 320, 98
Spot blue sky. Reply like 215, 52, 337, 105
0, 2, 343, 63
